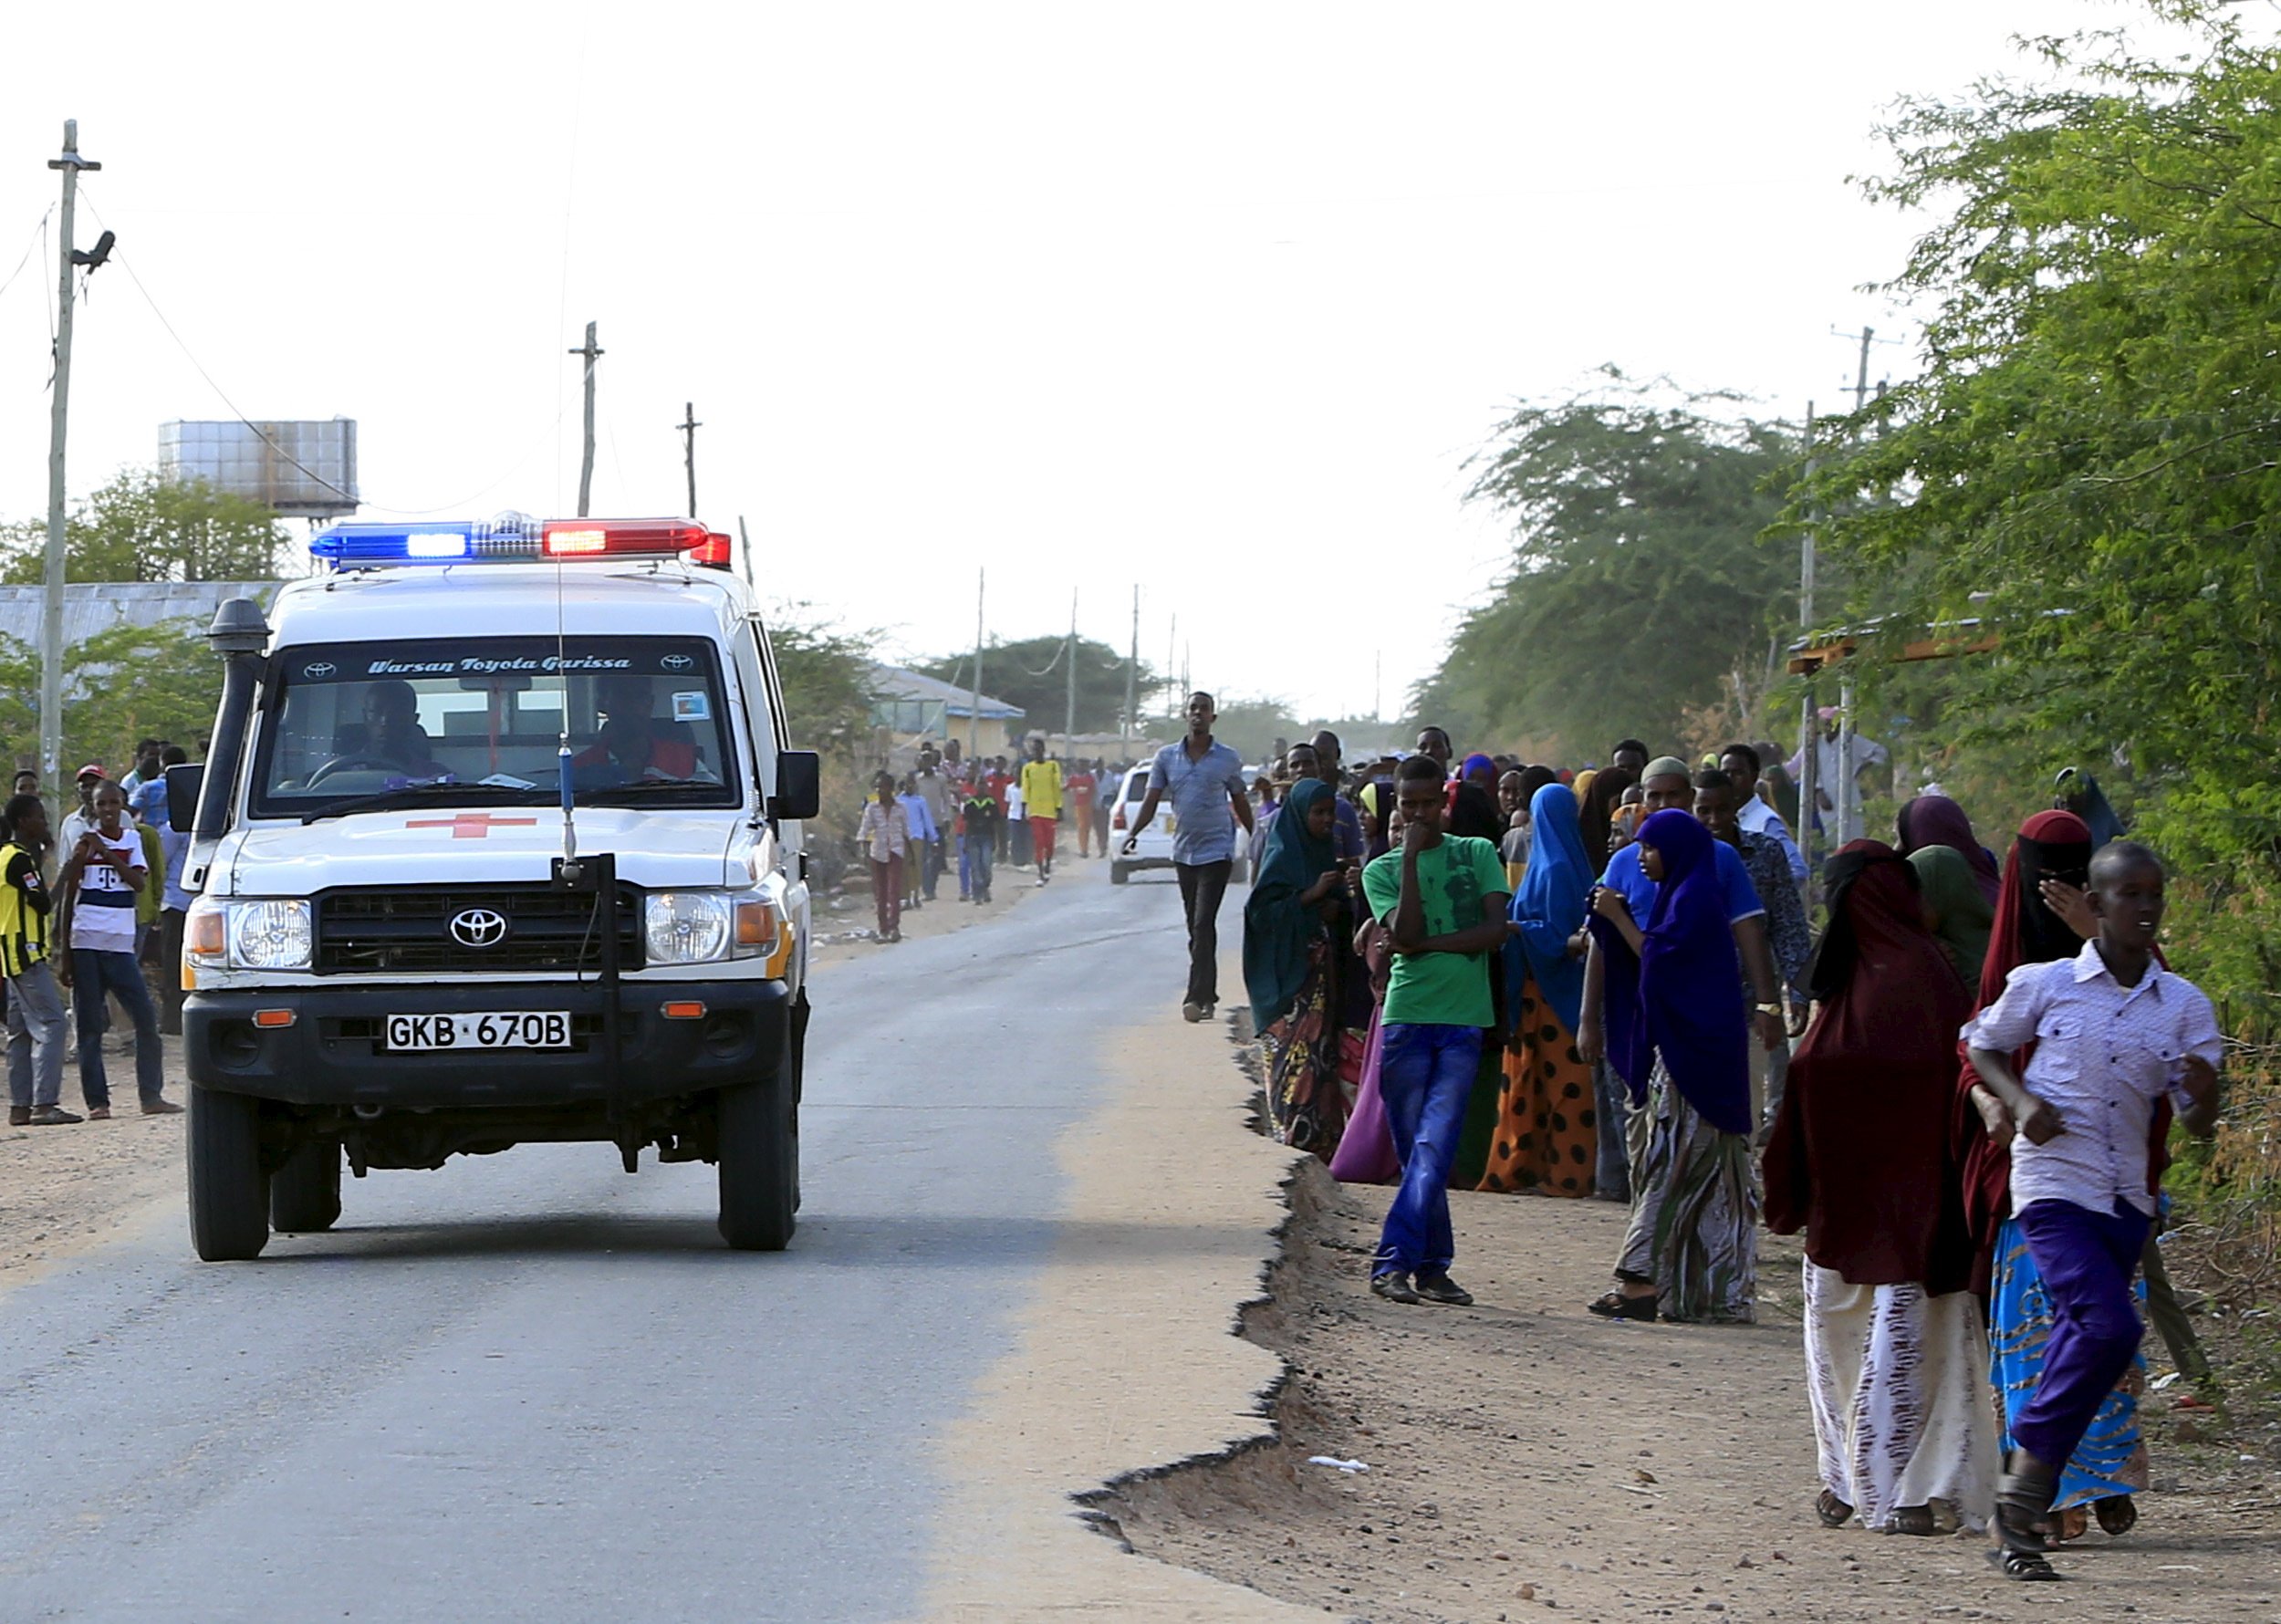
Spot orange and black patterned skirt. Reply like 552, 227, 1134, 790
1477, 967, 1598, 1195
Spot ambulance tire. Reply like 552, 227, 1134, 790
188, 1085, 270, 1262
717, 1069, 797, 1252
270, 1140, 343, 1234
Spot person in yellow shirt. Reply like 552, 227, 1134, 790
1019, 739, 1065, 885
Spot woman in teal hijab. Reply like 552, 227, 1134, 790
1244, 777, 1351, 1159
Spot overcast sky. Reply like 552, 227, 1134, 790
0, 2, 2185, 722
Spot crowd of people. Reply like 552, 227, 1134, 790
853, 737, 1125, 942
1189, 706, 2227, 1583
4, 742, 193, 1127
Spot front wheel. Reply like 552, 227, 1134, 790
188, 1085, 270, 1262
270, 1140, 343, 1233
717, 1072, 797, 1252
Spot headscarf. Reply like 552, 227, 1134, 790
1446, 777, 1503, 842
1896, 795, 2000, 904
1907, 844, 1993, 990
1633, 807, 1750, 1134
1503, 783, 1592, 1033
1577, 766, 1633, 872
1953, 809, 2097, 1292
1242, 778, 1338, 1033
1765, 843, 1975, 1289
1460, 752, 1497, 785
2057, 769, 2127, 848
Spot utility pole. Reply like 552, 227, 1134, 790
677, 401, 701, 516
1122, 586, 1138, 755
41, 120, 99, 798
1849, 326, 1874, 417
1063, 591, 1078, 755
967, 569, 984, 763
1797, 401, 1821, 890
568, 321, 602, 516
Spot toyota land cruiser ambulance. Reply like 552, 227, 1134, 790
170, 515, 818, 1261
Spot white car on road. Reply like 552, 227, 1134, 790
1107, 763, 1248, 885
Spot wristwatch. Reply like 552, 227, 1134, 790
1755, 1002, 1784, 1017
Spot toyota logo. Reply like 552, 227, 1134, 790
661, 653, 693, 670
448, 908, 509, 949
303, 661, 337, 679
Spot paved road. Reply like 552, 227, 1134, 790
0, 865, 1211, 1623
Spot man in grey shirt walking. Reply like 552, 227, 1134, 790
1122, 692, 1255, 1023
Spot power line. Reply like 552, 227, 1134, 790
0, 205, 52, 308
75, 184, 568, 518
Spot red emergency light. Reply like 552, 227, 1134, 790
540, 518, 712, 557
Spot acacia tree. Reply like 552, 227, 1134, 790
914, 636, 1152, 737
1797, 0, 2280, 870
1416, 376, 1796, 762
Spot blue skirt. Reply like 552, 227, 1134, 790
1990, 1215, 2150, 1508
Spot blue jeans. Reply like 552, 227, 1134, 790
5, 962, 67, 1109
1373, 1023, 1483, 1277
71, 948, 164, 1109
2012, 1197, 2151, 1470
960, 835, 994, 900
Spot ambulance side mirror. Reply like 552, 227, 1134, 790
769, 751, 820, 821
165, 763, 204, 832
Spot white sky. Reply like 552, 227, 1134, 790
0, 1, 2181, 721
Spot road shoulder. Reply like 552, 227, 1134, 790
922, 994, 1328, 1622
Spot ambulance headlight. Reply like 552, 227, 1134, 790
225, 900, 314, 971
643, 892, 733, 964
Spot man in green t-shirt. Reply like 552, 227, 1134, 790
1358, 755, 1511, 1307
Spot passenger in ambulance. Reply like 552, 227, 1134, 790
572, 674, 713, 785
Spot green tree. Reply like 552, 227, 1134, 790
0, 468, 286, 584
1795, 0, 2280, 872
1416, 377, 1796, 763
0, 620, 225, 775
913, 636, 1152, 737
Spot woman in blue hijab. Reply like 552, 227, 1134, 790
1243, 777, 1352, 1159
1587, 807, 1758, 1323
1479, 783, 1599, 1195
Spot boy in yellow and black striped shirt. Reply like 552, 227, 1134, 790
2, 794, 76, 1126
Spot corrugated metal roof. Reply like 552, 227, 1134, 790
0, 580, 281, 651
867, 661, 1026, 720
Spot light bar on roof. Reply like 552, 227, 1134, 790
310, 516, 712, 568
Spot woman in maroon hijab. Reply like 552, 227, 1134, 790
1765, 842, 1991, 1537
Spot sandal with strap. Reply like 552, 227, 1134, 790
2094, 1496, 2138, 1537
1890, 1504, 1938, 1537
1815, 1489, 1854, 1528
1991, 1546, 2061, 1581
1587, 1290, 1657, 1321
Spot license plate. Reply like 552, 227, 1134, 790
383, 1012, 572, 1051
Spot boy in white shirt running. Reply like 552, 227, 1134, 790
1965, 840, 2220, 1578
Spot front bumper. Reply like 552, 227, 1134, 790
184, 979, 791, 1109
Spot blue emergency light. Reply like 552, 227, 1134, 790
311, 516, 730, 569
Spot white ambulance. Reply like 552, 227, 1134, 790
171, 514, 818, 1260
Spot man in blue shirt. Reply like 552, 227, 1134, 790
1123, 692, 1255, 1023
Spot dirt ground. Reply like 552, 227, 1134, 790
1093, 1059, 2281, 1624
807, 848, 1045, 967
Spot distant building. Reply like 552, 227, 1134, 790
867, 662, 1025, 745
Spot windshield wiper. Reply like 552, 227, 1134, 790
298, 781, 541, 826
576, 780, 727, 807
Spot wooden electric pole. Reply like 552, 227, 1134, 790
568, 322, 602, 517
41, 120, 99, 798
678, 401, 701, 515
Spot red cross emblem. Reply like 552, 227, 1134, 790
406, 813, 541, 840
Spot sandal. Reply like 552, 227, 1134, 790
1890, 1504, 1938, 1537
1816, 1489, 1854, 1528
2049, 1505, 2088, 1545
2094, 1496, 2138, 1537
1587, 1290, 1657, 1321
1991, 1546, 2061, 1581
